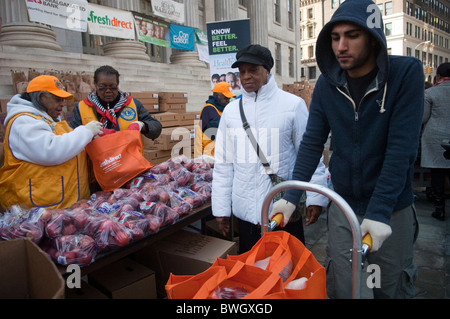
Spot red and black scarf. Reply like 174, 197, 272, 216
85, 91, 132, 127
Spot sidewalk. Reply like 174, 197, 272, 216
304, 189, 450, 299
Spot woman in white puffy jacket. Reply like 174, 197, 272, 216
211, 45, 329, 253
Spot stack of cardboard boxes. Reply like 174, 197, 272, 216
137, 91, 199, 165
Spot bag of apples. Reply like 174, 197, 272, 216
44, 234, 97, 267
0, 205, 51, 244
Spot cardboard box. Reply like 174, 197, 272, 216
158, 103, 186, 113
88, 258, 157, 299
143, 126, 192, 151
152, 112, 181, 128
179, 112, 198, 126
0, 238, 65, 299
0, 98, 11, 113
65, 279, 108, 299
130, 92, 160, 113
133, 230, 237, 282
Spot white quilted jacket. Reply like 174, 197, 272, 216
212, 75, 329, 225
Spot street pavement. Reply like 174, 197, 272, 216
304, 189, 450, 299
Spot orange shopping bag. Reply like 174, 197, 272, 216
85, 130, 153, 191
201, 259, 285, 299
227, 231, 326, 299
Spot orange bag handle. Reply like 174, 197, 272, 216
166, 265, 228, 299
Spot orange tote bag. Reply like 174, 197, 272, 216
227, 231, 326, 299
85, 130, 153, 191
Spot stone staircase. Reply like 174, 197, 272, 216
0, 44, 212, 113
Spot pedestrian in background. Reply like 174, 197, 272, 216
421, 62, 450, 221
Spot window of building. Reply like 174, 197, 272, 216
289, 47, 295, 77
275, 43, 282, 75
308, 25, 314, 38
308, 45, 314, 58
332, 0, 338, 9
274, 0, 281, 24
308, 8, 313, 19
406, 47, 412, 56
308, 66, 317, 80
385, 22, 392, 36
239, 0, 247, 7
288, 0, 294, 29
301, 67, 306, 78
385, 2, 392, 15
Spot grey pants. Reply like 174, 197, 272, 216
325, 202, 418, 299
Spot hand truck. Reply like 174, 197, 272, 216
260, 180, 371, 299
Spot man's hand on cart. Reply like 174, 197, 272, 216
269, 199, 296, 227
216, 217, 230, 237
360, 218, 392, 252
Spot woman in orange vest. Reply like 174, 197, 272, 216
69, 65, 162, 140
0, 75, 103, 210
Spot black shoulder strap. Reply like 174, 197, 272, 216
239, 98, 274, 176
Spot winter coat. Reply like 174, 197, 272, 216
283, 0, 424, 225
212, 75, 328, 225
421, 81, 450, 168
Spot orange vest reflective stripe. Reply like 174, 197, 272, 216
77, 97, 138, 130
0, 113, 90, 210
194, 103, 222, 158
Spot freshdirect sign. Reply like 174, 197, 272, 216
87, 3, 135, 40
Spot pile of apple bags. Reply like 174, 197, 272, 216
0, 155, 212, 267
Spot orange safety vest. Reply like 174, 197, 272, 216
0, 113, 90, 210
77, 97, 138, 130
194, 103, 222, 158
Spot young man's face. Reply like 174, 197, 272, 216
330, 22, 377, 78
238, 63, 269, 93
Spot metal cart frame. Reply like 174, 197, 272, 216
260, 180, 363, 299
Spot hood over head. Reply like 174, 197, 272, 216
316, 0, 389, 87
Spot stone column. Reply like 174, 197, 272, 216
247, 0, 268, 46
0, 0, 62, 51
170, 0, 206, 66
214, 0, 239, 21
100, 0, 150, 61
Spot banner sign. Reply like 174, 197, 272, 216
170, 24, 195, 51
195, 29, 209, 63
151, 0, 185, 25
26, 0, 88, 32
133, 12, 170, 47
87, 3, 135, 40
206, 19, 251, 93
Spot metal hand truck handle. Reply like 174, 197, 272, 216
260, 180, 363, 299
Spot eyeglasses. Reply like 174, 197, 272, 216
97, 86, 118, 92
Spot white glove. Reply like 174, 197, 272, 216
85, 121, 102, 138
132, 121, 145, 131
360, 218, 392, 252
269, 199, 296, 228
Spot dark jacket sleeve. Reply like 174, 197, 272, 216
135, 98, 162, 140
69, 103, 83, 129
